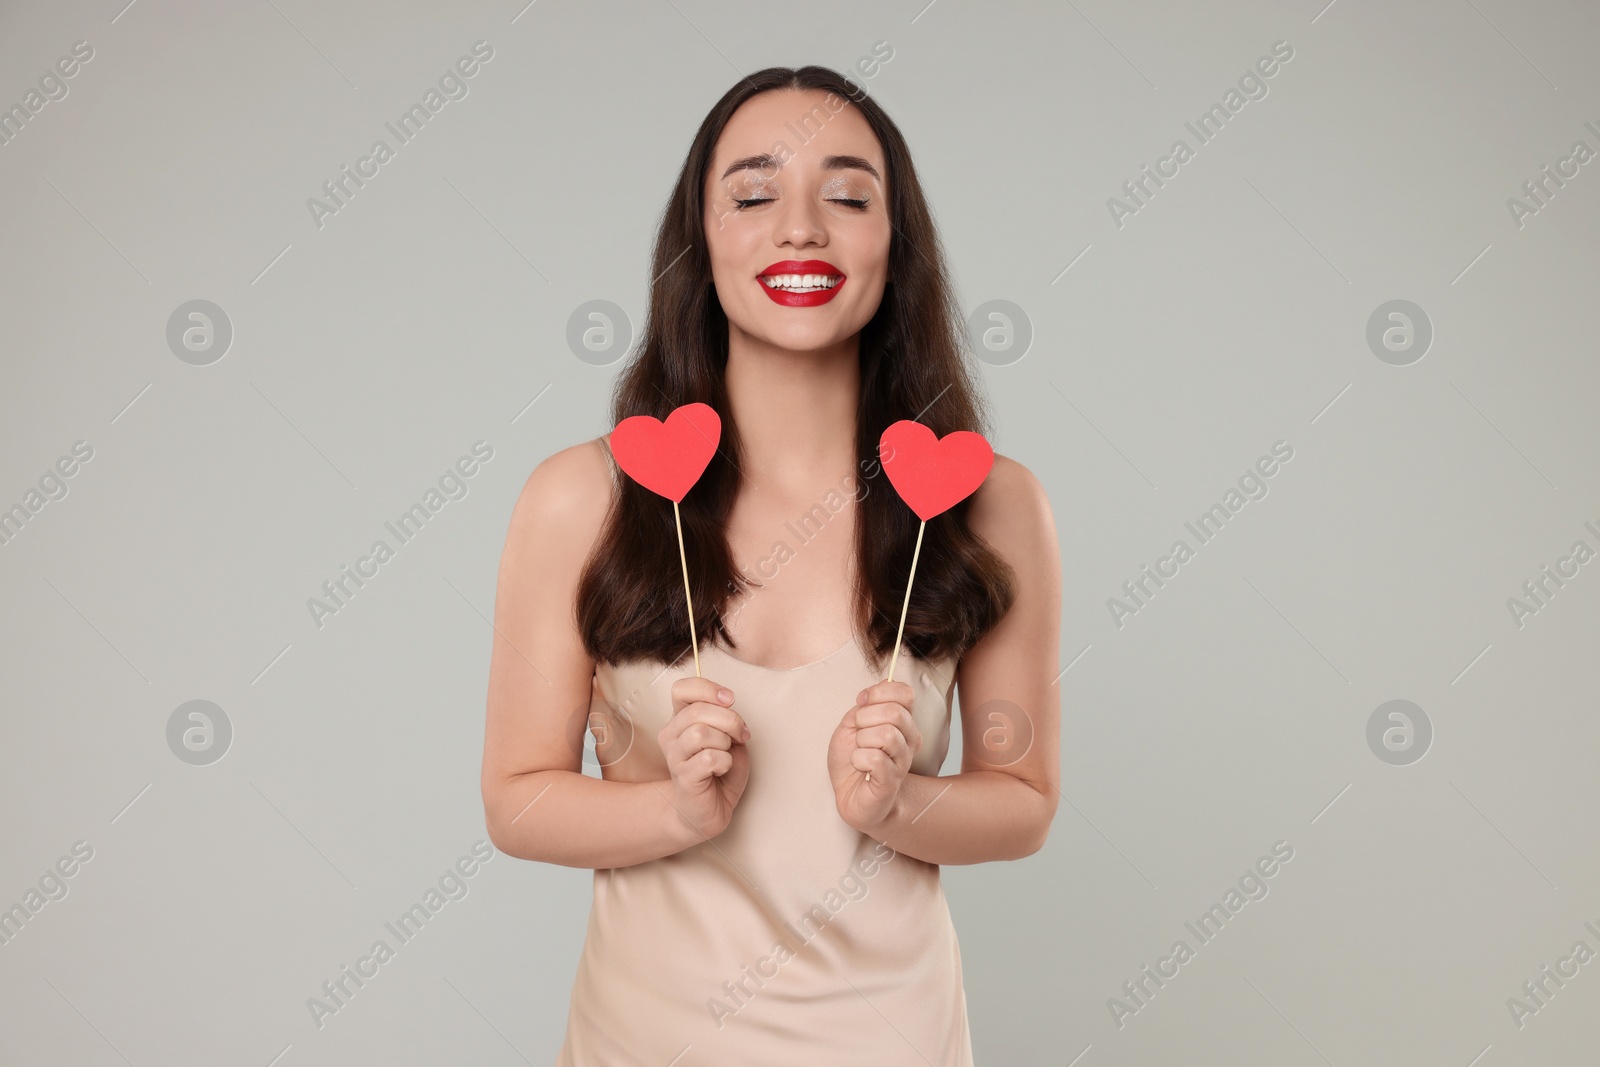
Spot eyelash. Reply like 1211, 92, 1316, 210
732, 197, 870, 211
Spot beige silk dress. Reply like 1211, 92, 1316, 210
552, 635, 975, 1066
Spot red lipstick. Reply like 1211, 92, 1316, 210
757, 259, 846, 307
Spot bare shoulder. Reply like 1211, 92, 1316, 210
968, 452, 1055, 554
504, 436, 615, 554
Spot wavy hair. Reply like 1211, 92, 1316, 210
576, 65, 1014, 670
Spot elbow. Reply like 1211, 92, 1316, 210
1017, 785, 1059, 859
483, 766, 573, 862
483, 810, 513, 858
481, 778, 530, 860
482, 805, 512, 859
484, 806, 539, 863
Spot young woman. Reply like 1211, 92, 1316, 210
481, 65, 1061, 1065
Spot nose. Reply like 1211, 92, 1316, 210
773, 190, 827, 250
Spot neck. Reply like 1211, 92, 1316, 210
724, 325, 859, 494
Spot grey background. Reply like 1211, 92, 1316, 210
2, 0, 1598, 1063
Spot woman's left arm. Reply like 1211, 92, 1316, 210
844, 454, 1061, 864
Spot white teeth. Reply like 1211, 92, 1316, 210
761, 273, 842, 291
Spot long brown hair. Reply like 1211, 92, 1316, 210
576, 65, 1015, 670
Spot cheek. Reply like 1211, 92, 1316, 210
701, 232, 741, 291
844, 221, 893, 280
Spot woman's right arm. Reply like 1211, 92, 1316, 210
480, 439, 702, 869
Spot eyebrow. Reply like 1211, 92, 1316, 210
719, 153, 882, 182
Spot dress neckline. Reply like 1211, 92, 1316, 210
706, 635, 857, 673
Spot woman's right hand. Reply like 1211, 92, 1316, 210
659, 676, 751, 841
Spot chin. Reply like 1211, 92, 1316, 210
756, 323, 856, 354
742, 308, 870, 350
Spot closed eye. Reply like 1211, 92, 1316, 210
731, 197, 872, 211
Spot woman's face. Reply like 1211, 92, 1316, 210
702, 88, 892, 356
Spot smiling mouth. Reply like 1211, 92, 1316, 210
759, 273, 844, 293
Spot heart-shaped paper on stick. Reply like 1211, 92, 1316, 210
879, 420, 994, 521
609, 402, 722, 502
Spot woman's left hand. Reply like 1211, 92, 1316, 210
828, 679, 922, 832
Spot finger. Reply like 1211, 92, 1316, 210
681, 722, 735, 753
852, 747, 894, 779
671, 677, 736, 715
852, 701, 918, 735
679, 746, 733, 784
665, 721, 733, 767
699, 748, 733, 777
855, 726, 912, 768
856, 680, 914, 708
660, 701, 750, 746
855, 722, 913, 753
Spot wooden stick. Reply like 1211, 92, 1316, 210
886, 519, 926, 684
870, 519, 927, 785
673, 499, 701, 678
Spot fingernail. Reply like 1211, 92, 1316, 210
741, 726, 751, 741
717, 688, 734, 703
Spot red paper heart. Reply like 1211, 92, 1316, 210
609, 402, 722, 502
879, 420, 994, 521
